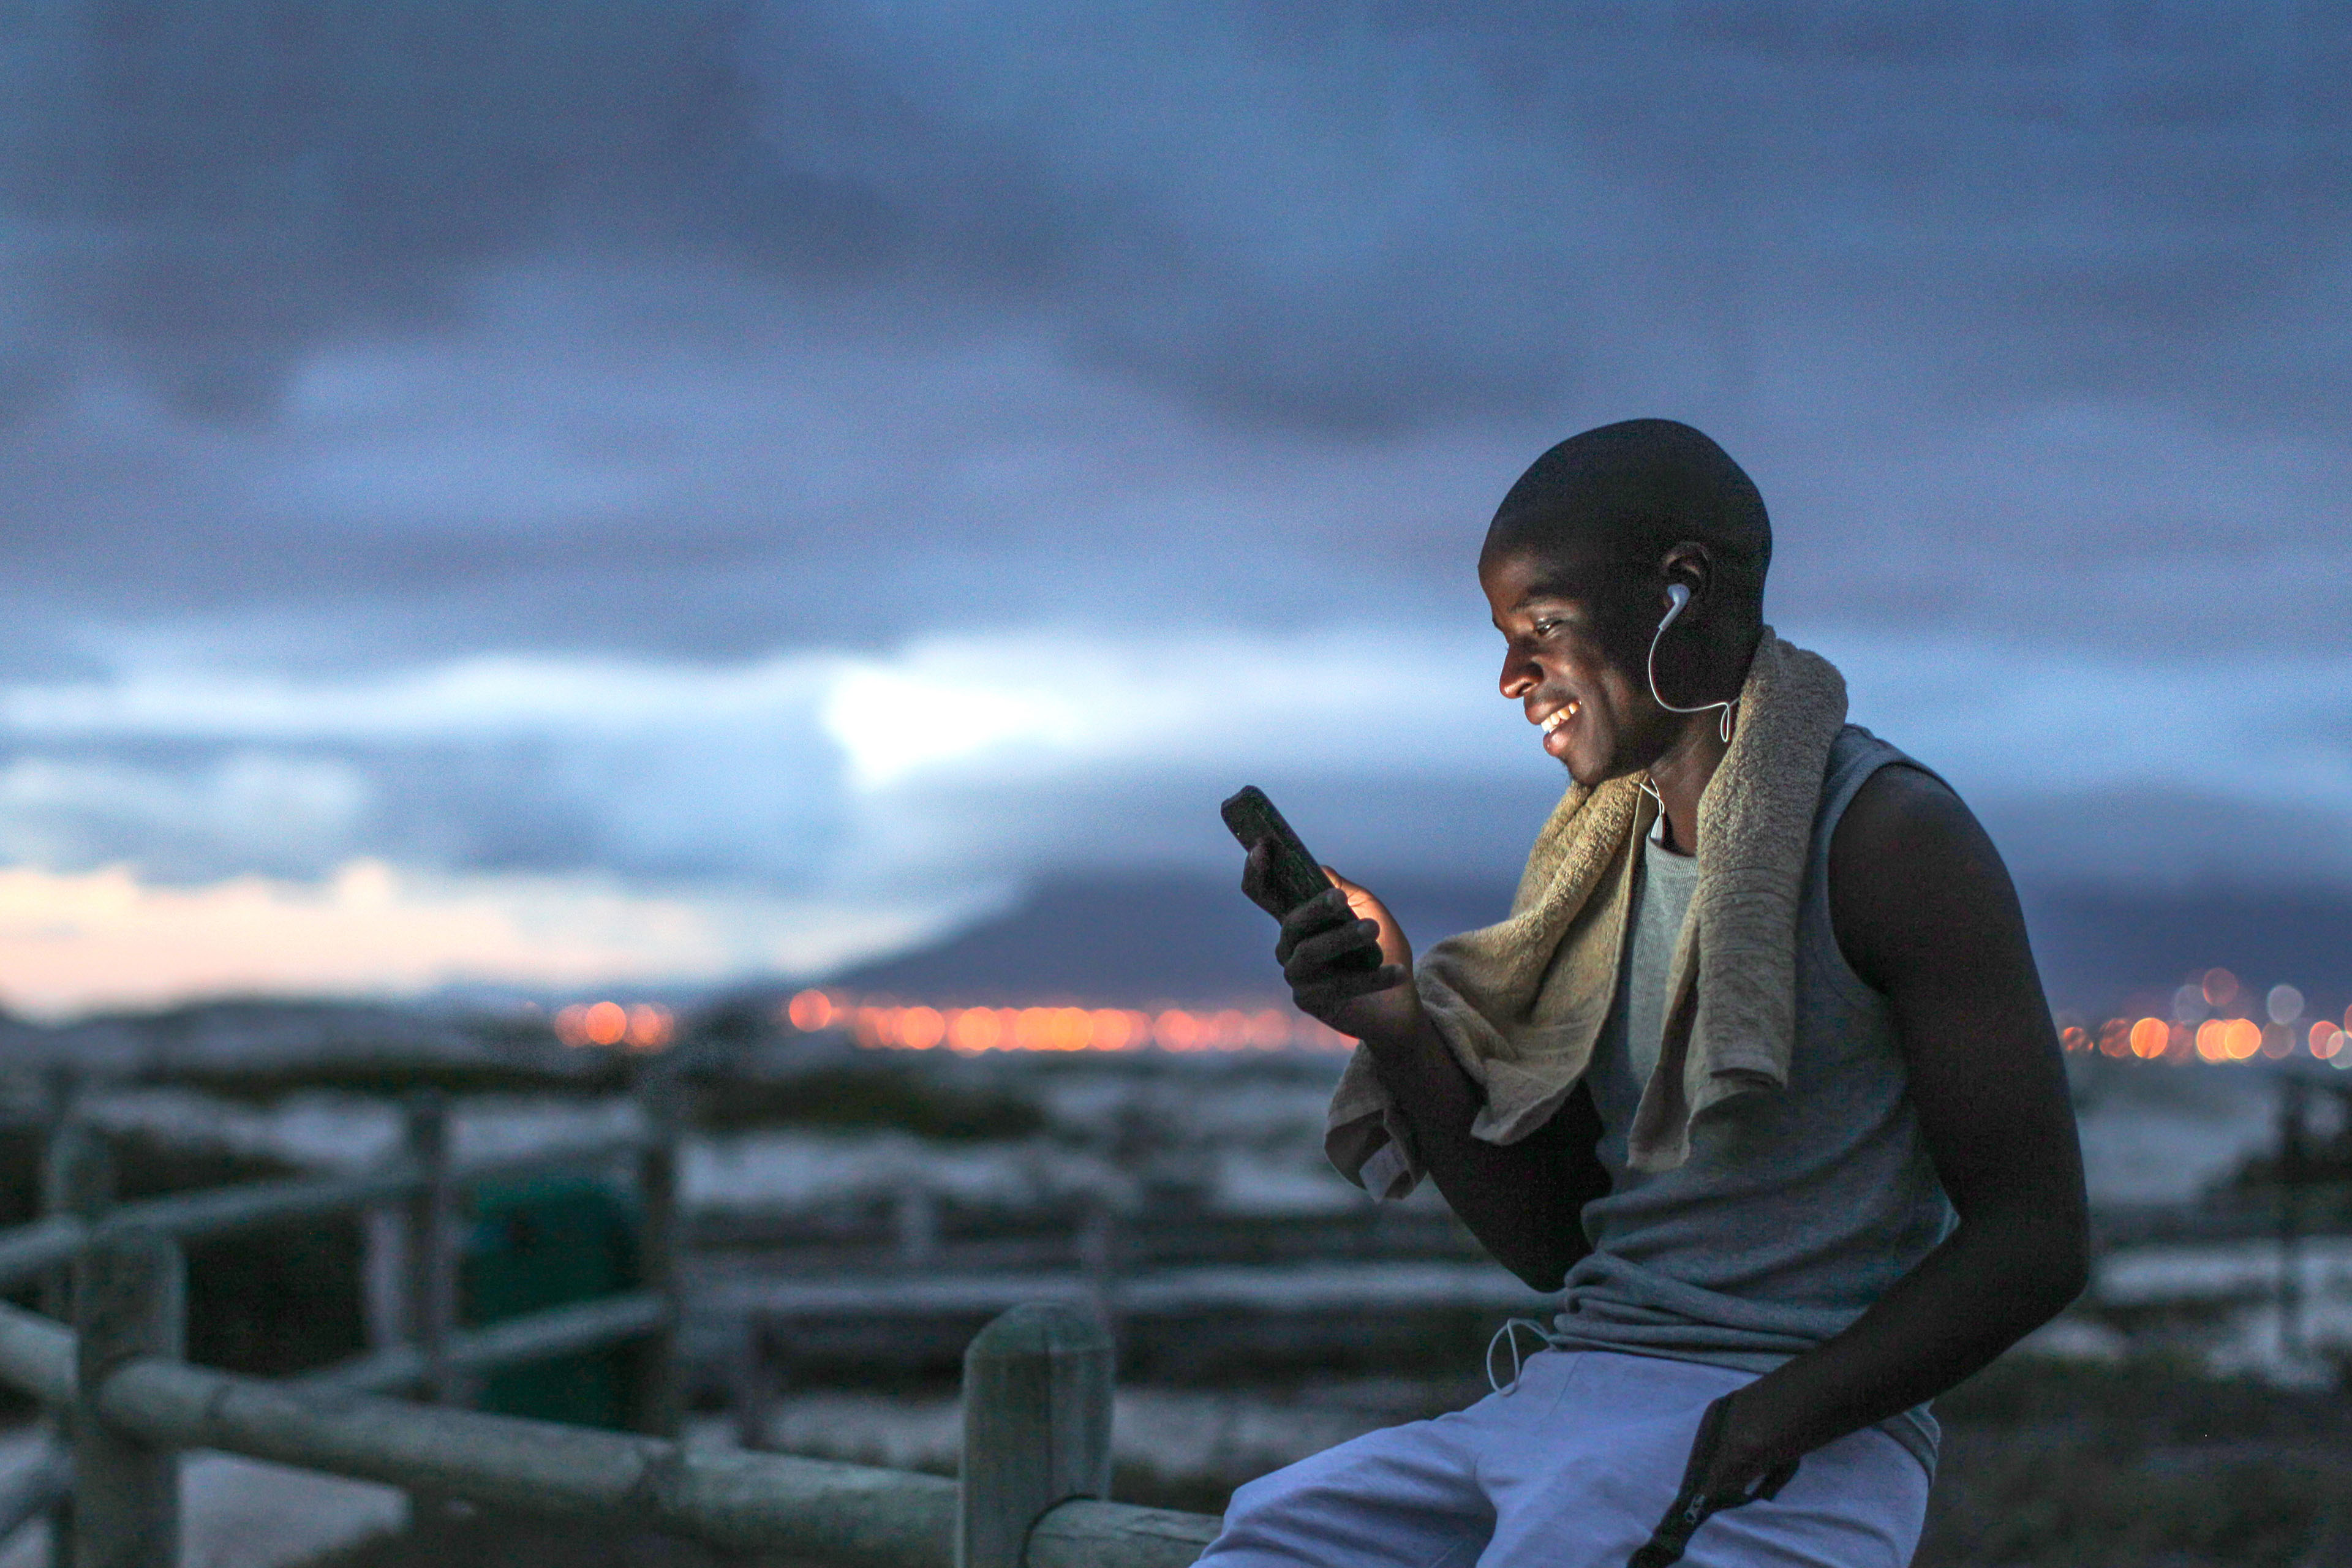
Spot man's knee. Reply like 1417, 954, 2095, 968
1218, 1453, 1325, 1537
1203, 1431, 1483, 1568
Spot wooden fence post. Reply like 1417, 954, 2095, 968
401, 1093, 462, 1531
626, 1058, 684, 1439
42, 1115, 113, 1568
1076, 1199, 1119, 1342
72, 1227, 183, 1568
894, 1183, 940, 1269
40, 1096, 111, 1316
958, 1303, 1114, 1568
2277, 1075, 2307, 1359
402, 1092, 459, 1408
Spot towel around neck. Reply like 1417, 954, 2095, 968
1326, 629, 1851, 1198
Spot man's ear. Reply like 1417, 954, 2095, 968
1659, 541, 1714, 616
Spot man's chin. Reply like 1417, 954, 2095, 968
1561, 744, 1630, 788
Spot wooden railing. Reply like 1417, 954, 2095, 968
0, 1074, 1223, 1568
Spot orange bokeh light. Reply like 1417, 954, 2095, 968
1248, 1009, 1292, 1049
2310, 1022, 2343, 1061
2201, 967, 2239, 1008
624, 1004, 673, 1050
948, 1008, 1003, 1052
899, 1006, 945, 1050
582, 1000, 628, 1047
789, 991, 1344, 1055
786, 990, 835, 1031
2097, 1019, 2131, 1058
2128, 1017, 2168, 1059
2223, 1018, 2262, 1060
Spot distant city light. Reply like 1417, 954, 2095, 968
553, 999, 673, 1050
786, 989, 836, 1031
778, 968, 2337, 1066
777, 990, 1353, 1054
2030, 969, 2352, 1069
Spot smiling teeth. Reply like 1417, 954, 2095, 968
1541, 703, 1578, 736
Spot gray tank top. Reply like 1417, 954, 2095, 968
1548, 725, 1956, 1475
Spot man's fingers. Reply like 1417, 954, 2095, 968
1284, 919, 1381, 978
1273, 888, 1359, 962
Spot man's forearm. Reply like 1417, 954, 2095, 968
1362, 1014, 1597, 1291
1713, 1207, 2087, 1480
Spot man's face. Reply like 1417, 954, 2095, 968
1479, 541, 1670, 786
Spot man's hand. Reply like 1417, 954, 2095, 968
1241, 842, 1608, 1292
1684, 1387, 1792, 1506
1629, 1393, 1798, 1568
1242, 848, 1417, 1042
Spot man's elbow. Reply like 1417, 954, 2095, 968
1952, 1196, 2090, 1327
2001, 1211, 2092, 1325
2030, 1241, 2091, 1322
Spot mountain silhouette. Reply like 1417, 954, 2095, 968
825, 872, 2352, 1025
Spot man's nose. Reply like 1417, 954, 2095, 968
1499, 649, 1539, 699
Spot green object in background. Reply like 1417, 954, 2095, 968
462, 1176, 638, 1429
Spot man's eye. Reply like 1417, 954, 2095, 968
1531, 620, 1559, 638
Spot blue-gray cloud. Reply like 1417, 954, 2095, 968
0, 1, 2346, 1007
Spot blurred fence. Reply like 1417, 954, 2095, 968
0, 1069, 1221, 1568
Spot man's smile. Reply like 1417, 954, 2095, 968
1535, 699, 1581, 758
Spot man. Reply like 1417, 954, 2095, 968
1212, 420, 2087, 1566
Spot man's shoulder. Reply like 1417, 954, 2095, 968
1825, 756, 2015, 994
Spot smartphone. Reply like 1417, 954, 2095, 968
1221, 786, 1381, 969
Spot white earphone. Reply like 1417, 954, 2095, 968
1646, 581, 1737, 743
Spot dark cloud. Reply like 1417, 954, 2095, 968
5, 1, 2346, 434
0, 0, 2346, 949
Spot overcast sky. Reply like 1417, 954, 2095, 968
1, 1, 2348, 1014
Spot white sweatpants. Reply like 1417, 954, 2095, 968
1199, 1350, 1929, 1568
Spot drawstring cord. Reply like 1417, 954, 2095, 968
1484, 1317, 1556, 1396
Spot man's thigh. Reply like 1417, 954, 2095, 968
1198, 1413, 1493, 1568
1679, 1424, 1929, 1568
1478, 1352, 1928, 1568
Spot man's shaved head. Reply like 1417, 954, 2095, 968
1483, 418, 1771, 609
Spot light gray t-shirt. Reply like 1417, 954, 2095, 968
1549, 726, 1956, 1477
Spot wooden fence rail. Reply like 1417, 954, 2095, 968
0, 1076, 1223, 1568
0, 1129, 650, 1293
0, 1240, 1218, 1568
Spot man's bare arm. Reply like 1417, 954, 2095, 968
1246, 859, 1607, 1291
1351, 1008, 1604, 1292
1700, 764, 2089, 1490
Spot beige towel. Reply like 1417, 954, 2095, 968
1327, 629, 1849, 1199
